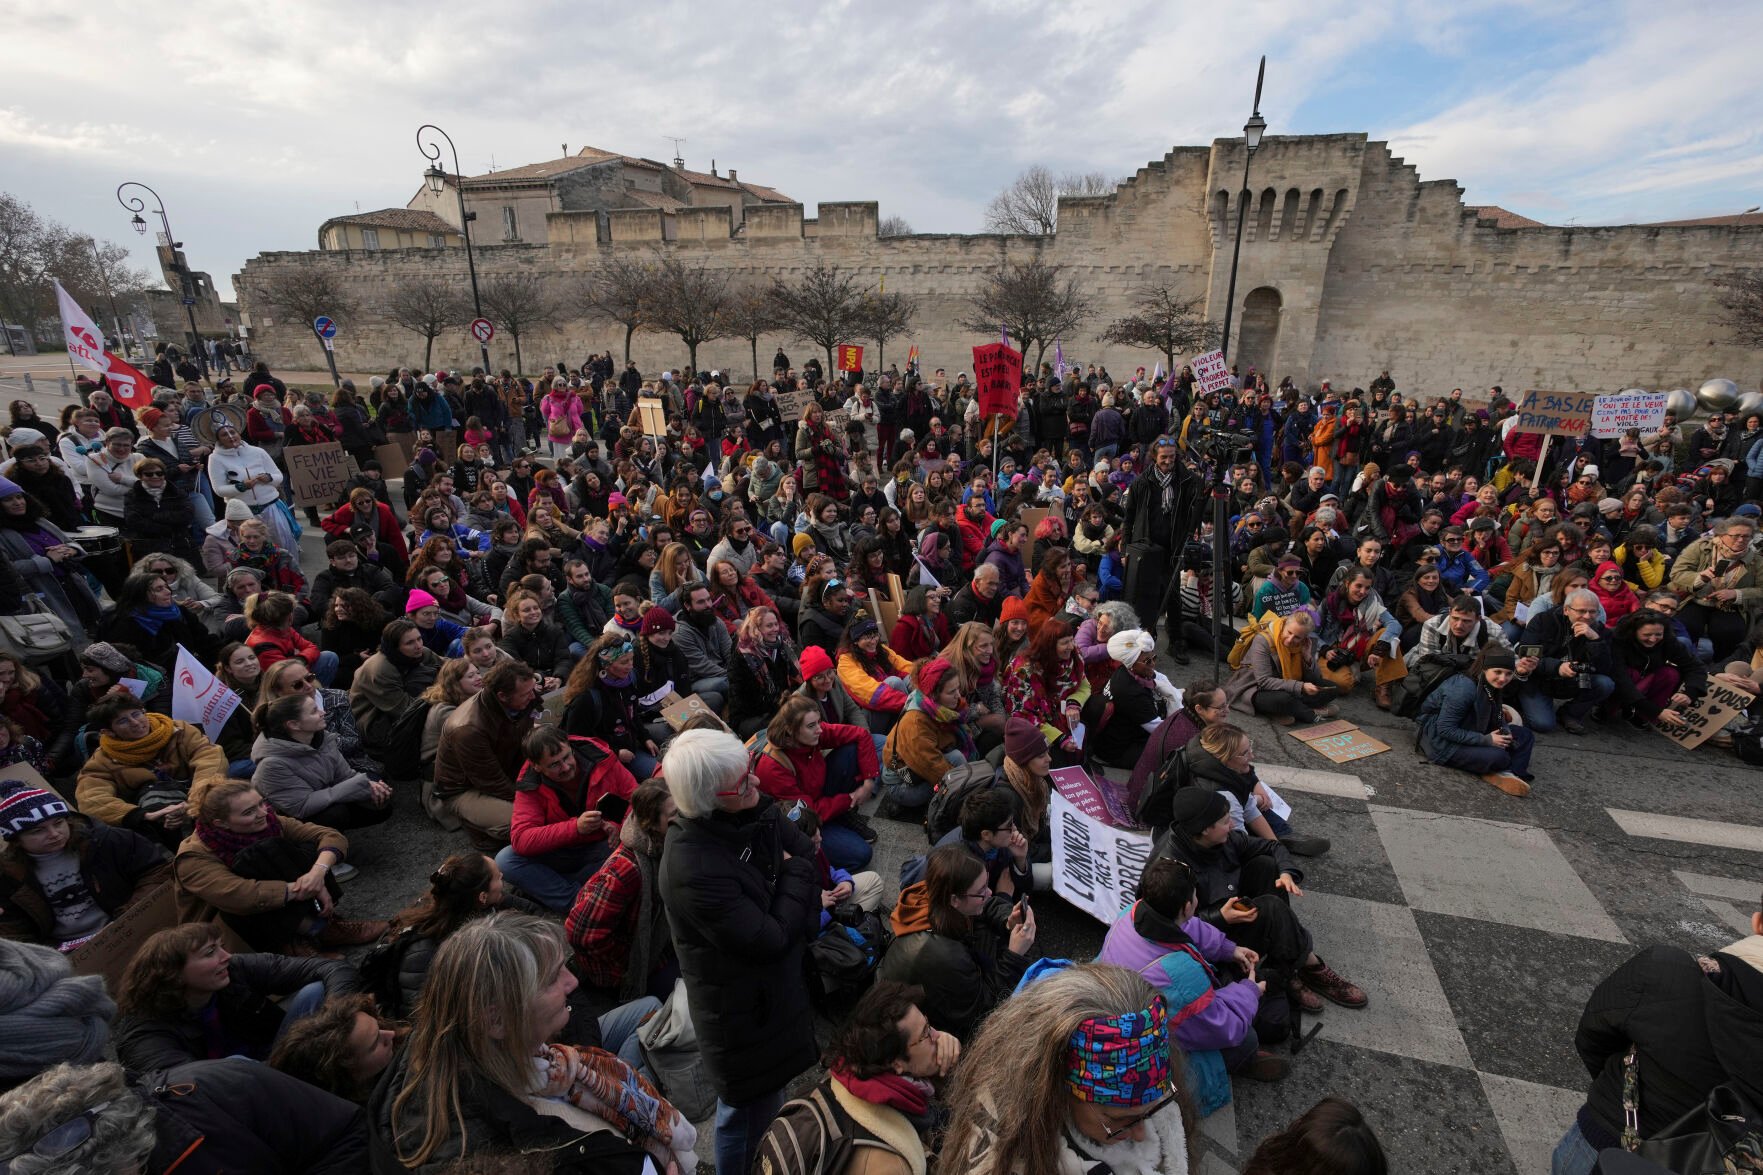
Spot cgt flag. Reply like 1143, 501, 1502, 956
54, 280, 155, 408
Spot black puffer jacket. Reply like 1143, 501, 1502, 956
143, 1056, 369, 1174
115, 952, 359, 1076
497, 617, 575, 679
1574, 941, 1763, 1145
1150, 826, 1300, 931
658, 796, 820, 1104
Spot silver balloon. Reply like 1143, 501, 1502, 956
1737, 390, 1763, 418
1697, 378, 1740, 414
1665, 388, 1698, 420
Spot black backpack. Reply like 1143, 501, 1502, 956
354, 927, 419, 1017
921, 760, 1004, 845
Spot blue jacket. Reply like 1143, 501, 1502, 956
409, 392, 455, 430
1436, 547, 1490, 593
1416, 673, 1503, 763
1097, 551, 1125, 600
1746, 436, 1763, 481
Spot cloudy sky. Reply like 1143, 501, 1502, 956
3, 0, 1757, 301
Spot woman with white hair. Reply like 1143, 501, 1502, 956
0, 1057, 367, 1173
658, 728, 821, 1175
1076, 600, 1139, 688
1092, 628, 1181, 768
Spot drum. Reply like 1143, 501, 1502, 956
68, 525, 121, 557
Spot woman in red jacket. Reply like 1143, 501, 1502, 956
889, 584, 952, 661
320, 487, 411, 574
498, 725, 638, 912
244, 591, 341, 686
755, 694, 880, 872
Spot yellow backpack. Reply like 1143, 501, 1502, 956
1226, 612, 1276, 670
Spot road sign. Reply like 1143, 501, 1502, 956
470, 317, 495, 344
313, 316, 337, 339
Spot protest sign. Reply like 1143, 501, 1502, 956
837, 344, 864, 372
1019, 506, 1048, 566
385, 431, 417, 459
433, 428, 459, 463
282, 442, 355, 507
1591, 391, 1668, 439
971, 342, 1023, 420
172, 643, 242, 742
1512, 390, 1597, 438
661, 693, 729, 733
1289, 719, 1391, 764
373, 442, 410, 479
825, 408, 851, 437
1660, 679, 1750, 750
1050, 784, 1154, 925
776, 388, 813, 422
1192, 349, 1231, 395
1049, 766, 1141, 829
69, 881, 179, 993
635, 398, 668, 437
0, 762, 65, 807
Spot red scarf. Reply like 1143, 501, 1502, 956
829, 1061, 931, 1116
194, 808, 284, 867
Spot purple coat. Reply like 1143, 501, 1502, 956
1098, 906, 1260, 1054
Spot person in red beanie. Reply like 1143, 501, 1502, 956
795, 644, 872, 738
995, 594, 1031, 664
632, 606, 694, 731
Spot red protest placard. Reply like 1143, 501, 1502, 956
971, 342, 1022, 420
836, 344, 864, 372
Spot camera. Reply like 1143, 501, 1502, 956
1572, 663, 1595, 690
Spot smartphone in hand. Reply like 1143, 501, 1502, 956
595, 794, 629, 823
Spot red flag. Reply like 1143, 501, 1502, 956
971, 342, 1022, 420
101, 352, 156, 408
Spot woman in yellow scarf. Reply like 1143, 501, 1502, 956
75, 693, 227, 850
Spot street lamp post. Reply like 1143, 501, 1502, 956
116, 181, 208, 379
87, 237, 127, 358
417, 124, 491, 376
1219, 56, 1267, 365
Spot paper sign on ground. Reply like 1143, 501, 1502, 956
1513, 390, 1598, 438
172, 643, 242, 742
1192, 349, 1231, 395
1289, 720, 1391, 763
1049, 786, 1155, 925
1660, 680, 1750, 750
283, 442, 355, 507
1591, 391, 1668, 439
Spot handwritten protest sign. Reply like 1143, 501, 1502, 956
283, 442, 354, 507
1050, 781, 1154, 925
1513, 389, 1597, 438
775, 388, 812, 422
173, 644, 242, 742
1289, 719, 1391, 764
1660, 679, 1750, 750
1192, 349, 1231, 395
1591, 391, 1668, 439
971, 342, 1023, 419
661, 693, 729, 733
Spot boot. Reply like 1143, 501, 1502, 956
842, 811, 879, 843
1299, 956, 1368, 1009
1374, 683, 1393, 710
1280, 834, 1331, 857
1286, 977, 1323, 1014
1268, 714, 1296, 727
1242, 1049, 1291, 1082
1480, 772, 1531, 798
318, 918, 390, 948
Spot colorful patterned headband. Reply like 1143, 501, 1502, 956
597, 639, 635, 663
1065, 995, 1171, 1107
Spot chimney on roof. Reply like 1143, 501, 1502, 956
728, 169, 737, 182
710, 159, 717, 177
673, 156, 685, 171
561, 143, 567, 156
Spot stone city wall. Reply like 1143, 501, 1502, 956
236, 133, 1763, 395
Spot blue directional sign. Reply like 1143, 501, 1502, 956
313, 316, 337, 339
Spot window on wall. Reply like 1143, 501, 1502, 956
429, 233, 446, 248
502, 206, 519, 240
361, 228, 381, 250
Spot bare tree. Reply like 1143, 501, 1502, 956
877, 215, 914, 237
644, 257, 731, 376
1100, 284, 1221, 378
479, 272, 560, 377
384, 276, 468, 371
1715, 271, 1763, 348
257, 267, 356, 384
858, 290, 917, 371
960, 257, 1094, 374
0, 194, 151, 355
722, 281, 778, 382
983, 166, 1116, 235
581, 256, 656, 364
766, 262, 867, 377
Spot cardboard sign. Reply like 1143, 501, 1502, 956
373, 442, 410, 480
68, 880, 180, 992
385, 431, 417, 459
0, 762, 64, 805
971, 342, 1023, 419
1289, 719, 1391, 763
433, 428, 459, 464
825, 408, 851, 436
775, 388, 813, 422
1050, 785, 1155, 925
283, 442, 355, 507
661, 692, 729, 733
836, 344, 864, 373
635, 397, 668, 437
867, 587, 903, 644
1019, 507, 1048, 566
1192, 349, 1231, 395
1660, 679, 1750, 750
1513, 390, 1597, 438
1591, 391, 1668, 439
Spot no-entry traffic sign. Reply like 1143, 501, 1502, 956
313, 316, 337, 339
470, 318, 495, 344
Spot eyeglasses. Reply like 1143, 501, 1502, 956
1102, 1089, 1178, 1140
150, 565, 176, 575
715, 752, 762, 797
140, 470, 165, 478
961, 881, 992, 901
0, 1100, 113, 1169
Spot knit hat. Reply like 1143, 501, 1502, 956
791, 533, 815, 557
989, 518, 1010, 539
6, 428, 46, 451
799, 645, 835, 680
0, 783, 71, 839
916, 657, 956, 699
639, 606, 675, 636
224, 498, 253, 521
1004, 714, 1055, 763
416, 448, 439, 466
849, 614, 879, 640
224, 566, 263, 594
1598, 498, 1624, 514
999, 595, 1029, 624
1106, 628, 1156, 669
1169, 788, 1229, 836
1580, 464, 1599, 479
0, 939, 117, 1081
1479, 647, 1517, 672
77, 641, 133, 678
1736, 503, 1763, 519
137, 407, 164, 430
0, 477, 20, 499
608, 492, 628, 508
405, 588, 439, 613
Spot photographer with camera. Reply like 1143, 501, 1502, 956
1121, 437, 1203, 665
1516, 587, 1616, 735
1315, 568, 1408, 710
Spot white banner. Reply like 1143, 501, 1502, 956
1049, 789, 1155, 925
1591, 391, 1668, 439
55, 281, 108, 374
1192, 349, 1231, 395
172, 644, 241, 744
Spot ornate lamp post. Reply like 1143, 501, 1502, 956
117, 181, 207, 377
1219, 57, 1267, 364
417, 124, 491, 375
